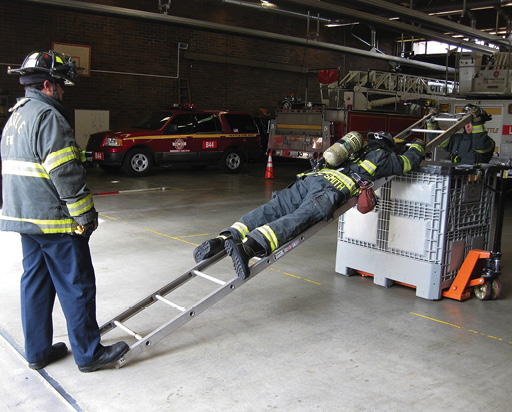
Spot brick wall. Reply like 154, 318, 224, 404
0, 1, 392, 130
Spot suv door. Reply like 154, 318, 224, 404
194, 112, 224, 162
160, 113, 196, 163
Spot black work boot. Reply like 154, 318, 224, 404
194, 234, 230, 263
225, 237, 265, 280
78, 341, 129, 373
28, 342, 68, 370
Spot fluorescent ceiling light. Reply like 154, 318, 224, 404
325, 21, 359, 27
429, 10, 461, 16
261, 1, 276, 7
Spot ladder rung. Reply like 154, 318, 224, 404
192, 270, 226, 285
433, 117, 460, 122
411, 128, 444, 133
155, 294, 186, 311
114, 320, 143, 340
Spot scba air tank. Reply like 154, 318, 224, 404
323, 131, 363, 167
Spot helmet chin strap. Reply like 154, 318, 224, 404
51, 78, 62, 103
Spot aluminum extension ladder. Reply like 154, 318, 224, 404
100, 113, 471, 369
99, 176, 396, 368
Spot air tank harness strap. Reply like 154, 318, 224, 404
297, 168, 360, 197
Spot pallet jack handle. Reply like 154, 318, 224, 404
482, 165, 512, 279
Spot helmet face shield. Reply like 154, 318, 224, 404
9, 50, 77, 86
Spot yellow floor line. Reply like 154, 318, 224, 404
267, 267, 321, 286
144, 229, 199, 246
410, 312, 511, 345
99, 213, 118, 220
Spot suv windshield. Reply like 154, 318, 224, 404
224, 114, 258, 133
134, 112, 173, 130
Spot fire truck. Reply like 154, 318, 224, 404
268, 68, 457, 160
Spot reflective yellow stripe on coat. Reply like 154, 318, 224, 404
43, 146, 81, 173
318, 169, 358, 196
1, 160, 50, 179
0, 215, 77, 234
67, 194, 94, 217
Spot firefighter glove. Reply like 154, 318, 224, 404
75, 217, 98, 237
413, 138, 426, 147
463, 104, 483, 122
428, 107, 439, 116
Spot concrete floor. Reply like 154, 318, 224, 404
1, 158, 512, 412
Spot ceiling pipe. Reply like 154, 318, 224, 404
350, 0, 509, 48
14, 0, 454, 73
419, 0, 501, 14
279, 0, 498, 54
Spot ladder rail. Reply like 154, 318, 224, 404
118, 274, 241, 367
393, 113, 432, 141
99, 251, 227, 336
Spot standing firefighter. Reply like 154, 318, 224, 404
1, 50, 128, 372
427, 104, 495, 165
194, 131, 426, 279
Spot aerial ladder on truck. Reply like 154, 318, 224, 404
322, 69, 458, 110
99, 111, 507, 368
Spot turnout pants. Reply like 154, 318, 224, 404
228, 174, 350, 254
20, 233, 102, 366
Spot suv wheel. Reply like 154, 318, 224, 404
220, 148, 244, 174
123, 148, 154, 176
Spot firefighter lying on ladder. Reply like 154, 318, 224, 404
194, 131, 426, 279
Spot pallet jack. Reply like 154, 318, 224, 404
442, 164, 511, 301
99, 110, 506, 367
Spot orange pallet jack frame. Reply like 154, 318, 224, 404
442, 250, 490, 301
354, 255, 492, 301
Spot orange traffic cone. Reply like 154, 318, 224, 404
264, 152, 274, 179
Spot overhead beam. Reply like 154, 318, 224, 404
351, 0, 509, 48
13, 0, 455, 72
279, 0, 498, 54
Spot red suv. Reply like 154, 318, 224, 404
86, 109, 263, 176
